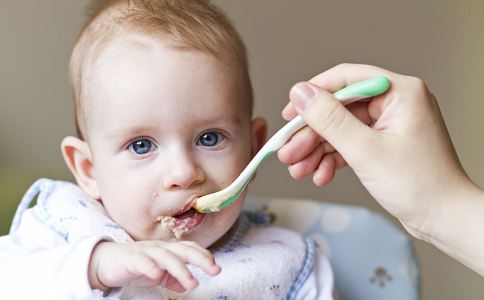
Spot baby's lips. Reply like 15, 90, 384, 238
178, 195, 199, 215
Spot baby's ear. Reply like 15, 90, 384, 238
61, 136, 100, 199
250, 117, 268, 157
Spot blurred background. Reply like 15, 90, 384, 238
1, 0, 483, 298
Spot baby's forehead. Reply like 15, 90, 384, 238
80, 36, 252, 138
85, 35, 248, 100
90, 34, 162, 74
87, 34, 243, 88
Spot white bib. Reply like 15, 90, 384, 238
12, 179, 316, 300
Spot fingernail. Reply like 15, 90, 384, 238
291, 82, 315, 110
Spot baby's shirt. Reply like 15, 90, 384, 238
1, 179, 334, 299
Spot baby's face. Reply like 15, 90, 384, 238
84, 37, 260, 247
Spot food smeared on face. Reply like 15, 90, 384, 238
156, 209, 203, 239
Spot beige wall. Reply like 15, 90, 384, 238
1, 0, 483, 298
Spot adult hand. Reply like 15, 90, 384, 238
278, 64, 484, 275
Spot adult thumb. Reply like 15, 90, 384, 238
289, 82, 377, 162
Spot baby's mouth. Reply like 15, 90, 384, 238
156, 199, 205, 239
172, 208, 204, 227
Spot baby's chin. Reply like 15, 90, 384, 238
182, 221, 227, 247
126, 225, 175, 242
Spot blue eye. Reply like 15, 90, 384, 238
197, 132, 224, 147
129, 139, 156, 155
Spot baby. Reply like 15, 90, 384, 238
0, 0, 334, 299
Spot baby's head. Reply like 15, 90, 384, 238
62, 0, 267, 247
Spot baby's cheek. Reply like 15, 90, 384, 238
219, 166, 243, 187
203, 152, 249, 189
104, 190, 148, 220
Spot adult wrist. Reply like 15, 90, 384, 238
399, 175, 478, 243
412, 179, 484, 275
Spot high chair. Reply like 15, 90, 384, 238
244, 196, 420, 300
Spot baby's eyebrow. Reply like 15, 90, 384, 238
193, 116, 243, 127
105, 116, 244, 139
105, 125, 160, 139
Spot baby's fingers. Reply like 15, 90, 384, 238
124, 254, 166, 287
145, 247, 198, 291
162, 241, 221, 276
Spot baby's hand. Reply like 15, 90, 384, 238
88, 240, 221, 293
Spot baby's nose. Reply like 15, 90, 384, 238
162, 151, 205, 190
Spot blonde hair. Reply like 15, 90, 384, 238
69, 0, 252, 139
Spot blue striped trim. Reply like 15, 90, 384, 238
245, 210, 271, 226
9, 178, 54, 234
218, 213, 251, 253
35, 189, 69, 240
286, 238, 316, 300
